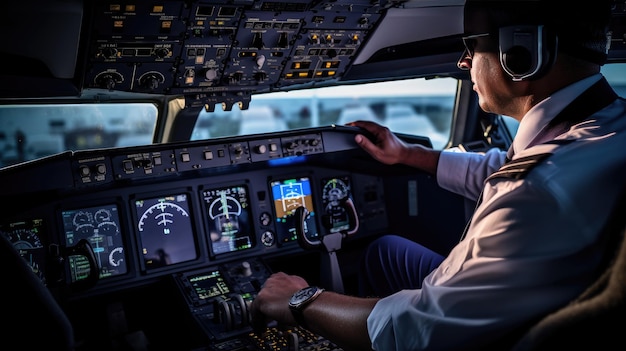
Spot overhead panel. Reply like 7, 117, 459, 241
82, 0, 390, 111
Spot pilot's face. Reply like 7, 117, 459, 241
459, 5, 521, 117
464, 38, 517, 116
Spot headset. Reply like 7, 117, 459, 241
498, 24, 557, 81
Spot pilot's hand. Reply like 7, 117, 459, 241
349, 120, 440, 175
349, 120, 410, 165
249, 272, 309, 333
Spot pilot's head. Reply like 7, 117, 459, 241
460, 0, 613, 81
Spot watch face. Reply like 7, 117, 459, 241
289, 286, 321, 308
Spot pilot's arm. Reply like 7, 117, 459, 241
249, 271, 378, 351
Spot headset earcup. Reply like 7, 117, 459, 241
502, 45, 533, 76
499, 25, 555, 81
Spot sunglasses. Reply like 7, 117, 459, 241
461, 33, 490, 59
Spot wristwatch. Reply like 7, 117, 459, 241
288, 286, 324, 328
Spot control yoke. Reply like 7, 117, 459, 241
295, 197, 359, 293
52, 239, 100, 292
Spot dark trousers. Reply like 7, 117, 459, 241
359, 235, 445, 297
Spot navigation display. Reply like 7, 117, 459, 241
201, 185, 253, 256
61, 204, 127, 281
134, 193, 198, 269
270, 176, 319, 244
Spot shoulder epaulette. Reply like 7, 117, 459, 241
487, 153, 553, 181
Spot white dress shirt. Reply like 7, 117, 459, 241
367, 74, 626, 350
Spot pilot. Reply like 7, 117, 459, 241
249, 1, 626, 350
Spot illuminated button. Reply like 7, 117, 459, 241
181, 152, 190, 162
254, 144, 267, 154
153, 156, 162, 166
203, 150, 214, 160
269, 143, 278, 152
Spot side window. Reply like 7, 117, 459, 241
0, 103, 158, 168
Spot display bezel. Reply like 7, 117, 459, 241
321, 175, 354, 234
269, 175, 319, 245
60, 202, 129, 282
200, 183, 255, 257
131, 190, 200, 272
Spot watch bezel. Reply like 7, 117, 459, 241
289, 286, 324, 310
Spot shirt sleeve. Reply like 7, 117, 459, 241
436, 148, 506, 201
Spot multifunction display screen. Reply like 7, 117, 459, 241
187, 269, 231, 301
270, 176, 319, 244
134, 193, 197, 269
201, 185, 253, 256
61, 205, 127, 281
321, 175, 353, 233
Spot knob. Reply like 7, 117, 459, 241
261, 231, 275, 246
100, 47, 118, 59
201, 68, 218, 81
154, 47, 170, 59
79, 165, 90, 177
260, 212, 271, 226
310, 34, 320, 44
254, 144, 267, 154
139, 74, 162, 90
97, 74, 118, 90
233, 146, 244, 157
255, 54, 266, 69
350, 33, 360, 44
96, 163, 107, 174
241, 261, 252, 277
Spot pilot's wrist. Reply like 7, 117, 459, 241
288, 286, 324, 329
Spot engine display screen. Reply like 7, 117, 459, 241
134, 193, 198, 270
61, 205, 127, 281
270, 176, 319, 244
201, 185, 253, 256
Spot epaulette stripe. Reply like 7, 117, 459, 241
487, 153, 553, 180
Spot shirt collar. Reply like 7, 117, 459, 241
512, 73, 603, 154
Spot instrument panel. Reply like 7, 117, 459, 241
0, 126, 395, 298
